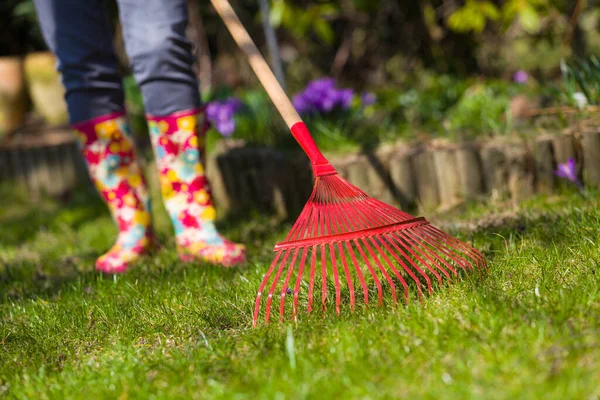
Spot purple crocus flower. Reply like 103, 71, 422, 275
293, 94, 310, 114
554, 158, 582, 189
306, 77, 336, 93
205, 97, 243, 136
215, 119, 235, 136
513, 70, 528, 84
216, 103, 233, 122
225, 98, 244, 113
206, 102, 219, 121
361, 91, 376, 106
292, 77, 357, 115
338, 89, 355, 109
317, 93, 336, 112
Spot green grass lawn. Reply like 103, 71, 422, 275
1, 185, 599, 399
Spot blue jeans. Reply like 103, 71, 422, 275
33, 0, 200, 124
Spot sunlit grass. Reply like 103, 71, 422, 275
1, 186, 599, 399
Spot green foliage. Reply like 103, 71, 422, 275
12, 0, 36, 21
221, 74, 536, 151
270, 0, 338, 45
448, 0, 500, 33
445, 81, 516, 137
502, 0, 548, 33
123, 75, 148, 138
393, 73, 472, 129
560, 56, 600, 106
448, 0, 549, 34
232, 89, 290, 147
123, 75, 144, 115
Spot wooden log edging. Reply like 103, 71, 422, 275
455, 144, 484, 201
1, 127, 596, 215
388, 148, 417, 209
0, 128, 86, 196
205, 131, 590, 216
534, 136, 555, 194
582, 127, 600, 188
480, 142, 508, 201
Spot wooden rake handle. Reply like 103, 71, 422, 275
210, 0, 336, 176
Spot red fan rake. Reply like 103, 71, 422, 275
210, 0, 487, 326
251, 126, 486, 325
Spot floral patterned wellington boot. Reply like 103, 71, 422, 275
73, 112, 154, 273
147, 109, 246, 267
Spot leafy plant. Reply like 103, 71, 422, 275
448, 0, 500, 33
560, 56, 600, 107
445, 82, 514, 138
448, 0, 549, 34
269, 0, 338, 45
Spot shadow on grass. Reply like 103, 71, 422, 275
0, 187, 107, 247
0, 257, 98, 303
0, 204, 286, 310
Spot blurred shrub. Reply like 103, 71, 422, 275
560, 56, 600, 107
445, 83, 511, 138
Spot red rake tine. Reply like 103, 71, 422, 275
328, 243, 342, 315
368, 237, 412, 303
253, 251, 281, 327
382, 235, 433, 295
394, 231, 452, 283
389, 232, 443, 287
339, 195, 418, 302
292, 247, 309, 321
400, 229, 460, 277
352, 239, 383, 306
423, 224, 483, 264
327, 196, 357, 312
361, 238, 398, 305
264, 250, 292, 324
338, 242, 356, 311
328, 182, 385, 308
323, 202, 342, 315
426, 226, 486, 270
209, 0, 487, 326
410, 227, 472, 272
279, 248, 300, 322
349, 239, 380, 306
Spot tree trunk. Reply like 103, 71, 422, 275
188, 0, 213, 96
258, 0, 286, 90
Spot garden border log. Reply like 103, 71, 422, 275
412, 148, 439, 210
455, 144, 483, 200
534, 136, 555, 194
388, 147, 417, 209
507, 144, 534, 205
480, 142, 508, 201
552, 134, 576, 164
433, 147, 460, 209
582, 128, 600, 188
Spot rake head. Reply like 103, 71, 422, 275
253, 172, 486, 326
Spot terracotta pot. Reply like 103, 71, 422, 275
0, 56, 27, 138
24, 51, 68, 126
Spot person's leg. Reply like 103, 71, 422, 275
118, 0, 245, 266
34, 0, 153, 272
32, 0, 124, 123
